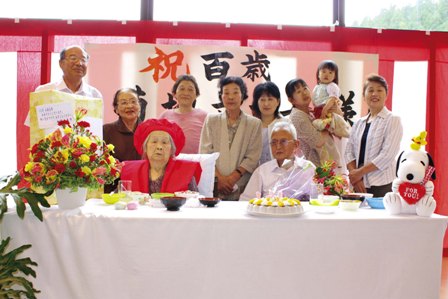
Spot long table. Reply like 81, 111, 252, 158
1, 199, 447, 299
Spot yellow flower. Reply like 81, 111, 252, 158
109, 156, 116, 164
80, 154, 90, 163
107, 144, 115, 151
78, 136, 92, 148
81, 166, 91, 175
25, 162, 34, 172
54, 149, 69, 163
63, 127, 72, 134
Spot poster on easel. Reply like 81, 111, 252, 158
29, 90, 103, 145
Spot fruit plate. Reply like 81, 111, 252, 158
246, 208, 307, 217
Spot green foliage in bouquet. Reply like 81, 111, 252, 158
22, 108, 122, 192
0, 172, 50, 222
313, 161, 349, 197
0, 237, 40, 299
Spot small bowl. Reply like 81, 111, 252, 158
199, 197, 221, 208
367, 197, 385, 209
151, 192, 175, 199
341, 194, 365, 202
160, 196, 187, 211
310, 197, 339, 214
102, 193, 126, 205
351, 193, 373, 199
339, 199, 362, 211
310, 198, 339, 207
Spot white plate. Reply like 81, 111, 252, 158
174, 191, 200, 198
247, 208, 307, 217
149, 199, 165, 208
350, 192, 373, 198
312, 205, 338, 214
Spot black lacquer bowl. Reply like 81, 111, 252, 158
161, 196, 187, 211
199, 197, 221, 208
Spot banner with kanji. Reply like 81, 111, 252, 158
85, 43, 378, 124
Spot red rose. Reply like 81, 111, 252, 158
69, 161, 77, 168
54, 163, 65, 173
77, 121, 90, 128
57, 119, 70, 126
90, 143, 98, 151
75, 169, 85, 177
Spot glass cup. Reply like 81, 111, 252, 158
310, 182, 324, 201
118, 180, 132, 202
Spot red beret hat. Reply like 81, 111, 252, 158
134, 118, 185, 156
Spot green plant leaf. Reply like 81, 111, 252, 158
0, 173, 50, 221
11, 193, 26, 220
0, 237, 40, 298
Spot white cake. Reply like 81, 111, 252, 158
247, 197, 304, 215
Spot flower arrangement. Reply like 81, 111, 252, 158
22, 108, 122, 192
313, 161, 349, 197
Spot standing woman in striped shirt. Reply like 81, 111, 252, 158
345, 74, 403, 197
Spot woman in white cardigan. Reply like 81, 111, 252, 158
200, 76, 262, 201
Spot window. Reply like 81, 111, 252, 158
392, 61, 428, 151
345, 0, 447, 32
154, 0, 333, 26
0, 0, 140, 20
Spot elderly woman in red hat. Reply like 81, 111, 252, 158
120, 119, 202, 193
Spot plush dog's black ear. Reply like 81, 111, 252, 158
396, 151, 404, 177
427, 153, 436, 180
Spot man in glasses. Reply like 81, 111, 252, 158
36, 45, 102, 98
25, 45, 102, 125
240, 121, 315, 200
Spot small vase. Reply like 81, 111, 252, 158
55, 187, 87, 210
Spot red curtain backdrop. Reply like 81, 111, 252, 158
1, 20, 447, 247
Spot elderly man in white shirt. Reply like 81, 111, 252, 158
25, 45, 102, 125
240, 121, 315, 201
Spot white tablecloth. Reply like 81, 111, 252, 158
1, 199, 447, 299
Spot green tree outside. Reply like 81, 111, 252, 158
353, 0, 448, 32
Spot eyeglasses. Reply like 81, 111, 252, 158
65, 55, 89, 64
269, 139, 295, 147
118, 100, 139, 106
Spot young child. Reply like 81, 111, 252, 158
312, 60, 350, 138
311, 60, 350, 173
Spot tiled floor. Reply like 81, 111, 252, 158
441, 257, 448, 299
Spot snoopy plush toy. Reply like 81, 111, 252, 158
383, 131, 437, 217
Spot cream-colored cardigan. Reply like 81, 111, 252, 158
199, 110, 262, 200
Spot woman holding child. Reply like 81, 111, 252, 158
286, 78, 339, 168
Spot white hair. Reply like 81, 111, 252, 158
271, 120, 297, 140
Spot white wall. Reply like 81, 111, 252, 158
0, 53, 18, 176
